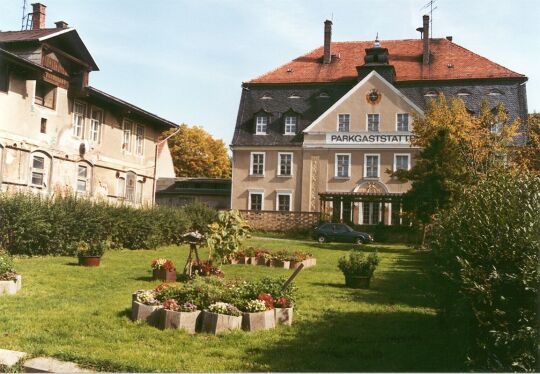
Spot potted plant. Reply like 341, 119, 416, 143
131, 289, 162, 326
201, 302, 242, 334
241, 296, 275, 332
230, 249, 245, 265
255, 249, 270, 266
290, 251, 316, 269
76, 240, 108, 267
338, 251, 380, 289
160, 299, 200, 334
0, 250, 21, 296
192, 260, 224, 278
269, 251, 293, 269
151, 258, 176, 282
274, 296, 293, 326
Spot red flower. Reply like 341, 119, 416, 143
274, 296, 291, 308
257, 293, 274, 309
163, 298, 179, 311
154, 283, 170, 292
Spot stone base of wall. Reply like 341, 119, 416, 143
240, 210, 320, 231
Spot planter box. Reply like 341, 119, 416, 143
256, 257, 268, 266
242, 310, 275, 332
0, 275, 21, 295
131, 300, 161, 326
152, 268, 176, 283
201, 311, 242, 334
230, 258, 240, 265
270, 259, 290, 269
274, 307, 293, 326
345, 275, 371, 289
290, 258, 317, 269
160, 309, 201, 334
78, 256, 101, 267
247, 256, 257, 265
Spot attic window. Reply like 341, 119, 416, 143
424, 91, 438, 97
318, 92, 330, 98
487, 89, 503, 96
260, 94, 273, 100
457, 89, 471, 96
288, 93, 301, 99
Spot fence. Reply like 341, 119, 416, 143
239, 210, 320, 231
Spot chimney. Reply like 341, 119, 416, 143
55, 20, 68, 29
31, 3, 46, 30
323, 20, 332, 64
446, 36, 453, 42
422, 14, 430, 65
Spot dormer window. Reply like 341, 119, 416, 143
318, 91, 330, 99
260, 93, 273, 100
424, 90, 438, 98
457, 89, 471, 96
288, 93, 302, 99
487, 89, 503, 96
284, 116, 297, 135
255, 116, 268, 135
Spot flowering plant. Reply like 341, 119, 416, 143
163, 298, 179, 311
292, 251, 313, 262
244, 299, 267, 313
257, 293, 274, 309
255, 249, 270, 258
208, 302, 241, 316
154, 283, 170, 292
135, 290, 160, 306
0, 250, 16, 280
274, 296, 292, 308
151, 258, 175, 271
192, 260, 224, 278
178, 302, 198, 312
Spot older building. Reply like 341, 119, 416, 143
156, 177, 231, 209
0, 3, 176, 205
231, 16, 528, 226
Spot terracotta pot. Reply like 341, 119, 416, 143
270, 259, 290, 269
345, 275, 371, 288
152, 268, 176, 283
201, 311, 242, 334
131, 300, 161, 326
274, 307, 293, 326
78, 256, 101, 267
242, 310, 275, 331
160, 309, 201, 334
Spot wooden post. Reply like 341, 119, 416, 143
282, 263, 304, 290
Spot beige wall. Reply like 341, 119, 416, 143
0, 73, 175, 205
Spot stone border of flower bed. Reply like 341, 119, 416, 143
0, 275, 22, 296
231, 258, 316, 269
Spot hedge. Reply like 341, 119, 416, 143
430, 172, 539, 372
0, 193, 217, 256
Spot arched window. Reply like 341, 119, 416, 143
76, 162, 92, 194
29, 151, 52, 190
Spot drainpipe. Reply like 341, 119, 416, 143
152, 126, 181, 206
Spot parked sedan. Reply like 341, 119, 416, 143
312, 223, 374, 245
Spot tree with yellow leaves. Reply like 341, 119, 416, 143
163, 124, 231, 178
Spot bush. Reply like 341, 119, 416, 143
0, 250, 14, 275
183, 202, 218, 234
337, 251, 379, 277
0, 193, 217, 256
430, 172, 539, 372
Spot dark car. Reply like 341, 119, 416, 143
312, 223, 374, 245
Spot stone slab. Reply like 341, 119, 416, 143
0, 348, 27, 367
242, 310, 275, 331
23, 357, 90, 373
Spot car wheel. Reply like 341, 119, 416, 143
355, 237, 365, 245
318, 235, 327, 244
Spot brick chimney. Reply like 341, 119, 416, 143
55, 20, 68, 29
323, 20, 332, 64
31, 3, 46, 30
422, 14, 430, 65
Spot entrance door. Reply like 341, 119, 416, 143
362, 202, 381, 225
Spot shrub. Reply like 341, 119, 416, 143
183, 202, 218, 234
337, 251, 379, 277
430, 172, 539, 372
0, 250, 14, 275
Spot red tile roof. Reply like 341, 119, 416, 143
247, 38, 525, 84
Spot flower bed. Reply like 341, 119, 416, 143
230, 248, 316, 269
0, 251, 21, 296
130, 276, 297, 334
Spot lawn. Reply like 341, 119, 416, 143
0, 238, 465, 372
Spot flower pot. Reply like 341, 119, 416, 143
78, 256, 101, 267
242, 310, 275, 331
256, 257, 268, 266
345, 275, 371, 288
201, 311, 242, 334
230, 258, 240, 265
270, 259, 290, 269
274, 307, 293, 326
247, 256, 258, 265
160, 309, 201, 334
131, 300, 161, 326
152, 268, 176, 283
0, 275, 21, 296
304, 258, 316, 268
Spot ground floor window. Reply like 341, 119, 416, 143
126, 172, 136, 203
77, 164, 89, 193
391, 202, 401, 225
276, 193, 291, 211
362, 202, 381, 225
249, 192, 263, 211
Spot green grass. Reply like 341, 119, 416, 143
0, 239, 465, 372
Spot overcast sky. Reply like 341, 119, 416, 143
1, 0, 539, 143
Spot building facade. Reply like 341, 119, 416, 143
0, 3, 176, 205
230, 16, 528, 225
156, 177, 231, 209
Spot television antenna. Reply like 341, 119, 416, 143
421, 0, 438, 38
21, 0, 33, 30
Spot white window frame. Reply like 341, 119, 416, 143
122, 120, 133, 153
248, 190, 264, 211
255, 116, 268, 135
89, 108, 103, 143
393, 153, 411, 172
117, 176, 126, 198
250, 152, 265, 176
277, 152, 293, 177
76, 164, 90, 193
135, 124, 145, 156
396, 113, 409, 132
136, 180, 144, 204
276, 191, 293, 212
30, 154, 46, 187
335, 153, 351, 178
364, 153, 380, 178
367, 113, 380, 132
337, 113, 350, 132
73, 101, 86, 138
284, 116, 297, 135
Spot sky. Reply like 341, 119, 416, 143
1, 0, 539, 144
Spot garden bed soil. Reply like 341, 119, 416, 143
274, 307, 293, 326
0, 275, 21, 295
200, 311, 242, 334
152, 268, 177, 283
160, 309, 201, 334
131, 300, 161, 326
241, 310, 275, 332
